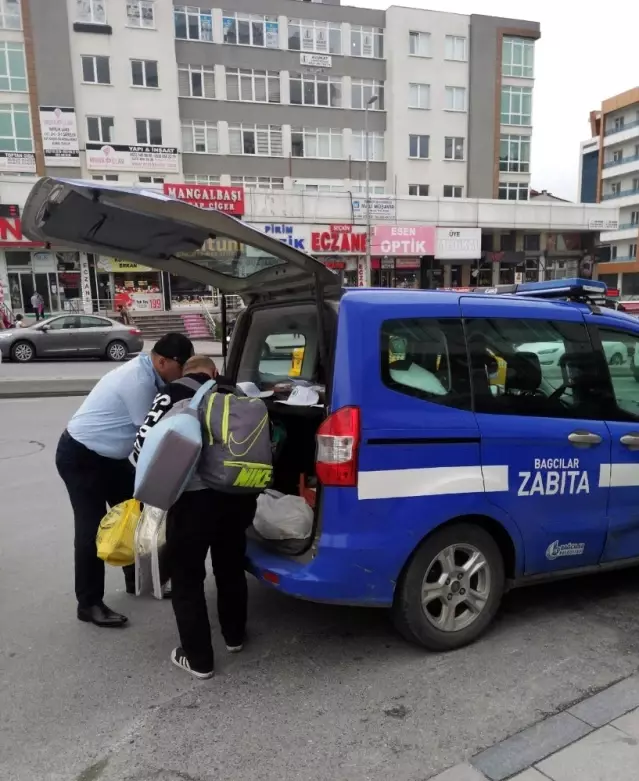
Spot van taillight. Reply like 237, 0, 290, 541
315, 406, 360, 487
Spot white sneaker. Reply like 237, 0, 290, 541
226, 644, 243, 653
170, 647, 214, 680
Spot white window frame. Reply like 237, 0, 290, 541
126, 0, 155, 29
498, 181, 529, 201
181, 120, 218, 154
222, 11, 279, 48
130, 59, 158, 89
630, 243, 638, 258
444, 136, 465, 161
295, 179, 345, 193
633, 177, 639, 191
226, 68, 281, 104
499, 134, 530, 173
291, 127, 344, 160
351, 79, 384, 110
409, 184, 429, 197
351, 131, 384, 162
288, 18, 341, 54
502, 36, 535, 78
409, 31, 430, 57
86, 115, 114, 143
174, 6, 213, 42
501, 86, 533, 126
445, 86, 466, 112
138, 175, 164, 184
630, 211, 639, 226
445, 35, 467, 61
0, 42, 26, 92
184, 174, 221, 184
290, 71, 341, 108
135, 118, 162, 146
351, 25, 383, 58
443, 185, 463, 199
409, 134, 429, 159
0, 103, 32, 152
350, 181, 386, 195
91, 174, 119, 181
0, 0, 21, 31
229, 124, 284, 157
178, 64, 215, 99
231, 176, 285, 191
611, 182, 621, 196
76, 0, 106, 25
81, 55, 111, 85
408, 83, 430, 110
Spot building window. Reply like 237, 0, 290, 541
409, 184, 429, 196
499, 134, 530, 172
131, 59, 158, 88
91, 174, 119, 181
408, 82, 430, 110
288, 18, 341, 54
0, 42, 26, 92
226, 68, 280, 103
614, 116, 625, 132
612, 149, 623, 163
174, 6, 212, 42
229, 124, 283, 156
138, 175, 164, 184
291, 127, 343, 159
351, 79, 384, 110
502, 36, 534, 78
631, 211, 639, 225
296, 180, 345, 193
445, 86, 466, 112
523, 234, 540, 252
231, 176, 284, 190
444, 137, 464, 161
126, 0, 154, 28
501, 86, 533, 126
631, 243, 638, 258
409, 30, 430, 57
178, 64, 215, 99
611, 182, 621, 196
222, 11, 279, 48
86, 115, 114, 143
445, 35, 467, 61
611, 246, 618, 260
409, 134, 429, 159
351, 181, 385, 195
0, 103, 32, 151
351, 131, 384, 161
181, 120, 218, 153
498, 181, 529, 200
135, 118, 162, 145
443, 185, 463, 198
351, 25, 383, 58
76, 0, 106, 25
0, 0, 21, 30
634, 177, 639, 191
290, 71, 341, 107
81, 55, 110, 85
184, 174, 220, 184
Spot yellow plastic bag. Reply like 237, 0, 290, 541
97, 499, 142, 567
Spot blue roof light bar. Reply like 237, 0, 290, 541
476, 278, 607, 300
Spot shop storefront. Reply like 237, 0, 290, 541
370, 225, 436, 289
435, 228, 482, 288
96, 257, 163, 311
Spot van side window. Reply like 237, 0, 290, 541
466, 318, 607, 419
381, 318, 472, 409
594, 326, 639, 420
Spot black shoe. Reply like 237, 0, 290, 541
170, 647, 214, 680
125, 581, 136, 595
77, 602, 128, 627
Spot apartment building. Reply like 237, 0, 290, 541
579, 88, 639, 298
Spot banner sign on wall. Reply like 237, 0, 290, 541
80, 256, 92, 314
311, 225, 367, 254
435, 227, 482, 260
163, 184, 245, 215
371, 225, 435, 256
0, 152, 36, 173
97, 257, 152, 273
86, 144, 179, 173
352, 197, 395, 221
39, 106, 81, 167
250, 223, 310, 251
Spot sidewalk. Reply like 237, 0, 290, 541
432, 673, 639, 781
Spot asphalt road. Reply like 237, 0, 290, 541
3, 398, 639, 781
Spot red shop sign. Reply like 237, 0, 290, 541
163, 184, 245, 216
330, 224, 352, 233
323, 260, 346, 270
311, 230, 366, 254
0, 217, 45, 247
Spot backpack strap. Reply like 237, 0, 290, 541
188, 379, 215, 410
174, 376, 204, 394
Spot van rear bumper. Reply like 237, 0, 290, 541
245, 540, 395, 607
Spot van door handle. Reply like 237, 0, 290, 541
568, 431, 602, 446
620, 433, 639, 449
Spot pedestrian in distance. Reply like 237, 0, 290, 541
56, 332, 194, 627
31, 291, 44, 321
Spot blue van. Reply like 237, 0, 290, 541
23, 178, 639, 651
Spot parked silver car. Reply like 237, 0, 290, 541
0, 314, 144, 362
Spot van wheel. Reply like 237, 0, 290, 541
392, 523, 505, 651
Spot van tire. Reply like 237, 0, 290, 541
392, 523, 505, 651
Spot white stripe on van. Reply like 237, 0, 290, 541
357, 465, 509, 501
599, 463, 639, 488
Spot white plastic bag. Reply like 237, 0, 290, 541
134, 504, 167, 599
253, 490, 313, 541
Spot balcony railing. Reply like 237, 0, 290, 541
616, 222, 639, 231
610, 255, 636, 262
605, 118, 639, 136
603, 153, 639, 169
602, 187, 639, 200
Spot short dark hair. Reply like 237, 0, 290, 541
152, 333, 194, 366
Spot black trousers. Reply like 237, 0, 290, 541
56, 431, 135, 608
167, 488, 257, 672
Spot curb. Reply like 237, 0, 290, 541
429, 671, 639, 781
0, 378, 97, 398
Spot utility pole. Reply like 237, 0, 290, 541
364, 93, 379, 287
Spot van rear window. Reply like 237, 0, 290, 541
381, 318, 471, 409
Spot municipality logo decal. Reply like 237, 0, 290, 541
545, 540, 586, 561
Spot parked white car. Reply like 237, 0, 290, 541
517, 340, 630, 368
